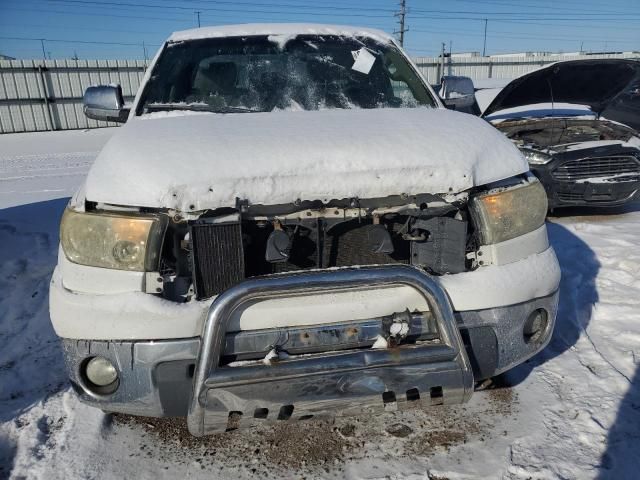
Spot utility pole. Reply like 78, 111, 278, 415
482, 18, 488, 57
195, 11, 201, 28
440, 42, 446, 81
72, 51, 79, 61
394, 0, 408, 47
142, 41, 148, 62
40, 39, 46, 61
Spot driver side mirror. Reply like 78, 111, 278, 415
83, 84, 129, 123
438, 75, 476, 111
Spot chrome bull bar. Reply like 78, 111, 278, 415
187, 265, 474, 436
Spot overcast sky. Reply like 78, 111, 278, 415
0, 0, 639, 59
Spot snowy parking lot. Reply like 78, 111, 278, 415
1, 129, 639, 480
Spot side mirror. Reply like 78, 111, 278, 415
83, 85, 129, 123
439, 75, 476, 110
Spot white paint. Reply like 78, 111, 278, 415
476, 224, 549, 266
50, 245, 559, 340
57, 250, 144, 294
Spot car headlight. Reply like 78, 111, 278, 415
470, 179, 547, 245
60, 209, 166, 271
520, 148, 552, 165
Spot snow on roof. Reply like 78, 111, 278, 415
168, 23, 394, 44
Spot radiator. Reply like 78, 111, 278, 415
190, 222, 245, 300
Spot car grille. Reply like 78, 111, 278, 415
552, 155, 640, 182
190, 219, 408, 300
556, 192, 585, 202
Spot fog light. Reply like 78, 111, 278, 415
85, 356, 118, 387
523, 309, 548, 344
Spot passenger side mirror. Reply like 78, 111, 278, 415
438, 75, 476, 111
83, 85, 129, 123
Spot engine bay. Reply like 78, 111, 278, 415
155, 196, 476, 302
494, 118, 637, 150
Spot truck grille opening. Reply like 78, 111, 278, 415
552, 155, 640, 182
190, 213, 467, 300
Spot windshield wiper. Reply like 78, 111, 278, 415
145, 103, 260, 114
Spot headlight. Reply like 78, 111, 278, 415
470, 179, 547, 244
60, 209, 165, 271
520, 148, 552, 165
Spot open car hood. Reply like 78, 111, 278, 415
482, 59, 640, 130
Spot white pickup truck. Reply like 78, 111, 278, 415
49, 24, 560, 436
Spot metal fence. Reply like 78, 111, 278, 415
414, 52, 640, 85
1, 53, 638, 134
0, 59, 146, 134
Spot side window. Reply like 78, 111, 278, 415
383, 51, 433, 107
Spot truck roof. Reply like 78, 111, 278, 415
168, 23, 394, 44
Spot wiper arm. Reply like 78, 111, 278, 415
145, 103, 259, 114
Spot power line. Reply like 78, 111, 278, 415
80, 0, 399, 13
42, 0, 640, 17
43, 0, 640, 20
0, 36, 161, 47
45, 0, 394, 18
422, 0, 637, 16
4, 6, 396, 33
5, 7, 195, 23
409, 26, 635, 44
0, 22, 174, 36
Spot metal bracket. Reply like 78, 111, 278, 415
143, 272, 163, 294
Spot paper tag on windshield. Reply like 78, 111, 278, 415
351, 47, 376, 74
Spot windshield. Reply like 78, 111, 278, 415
137, 34, 436, 114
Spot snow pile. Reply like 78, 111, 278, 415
85, 107, 527, 211
168, 23, 394, 44
0, 129, 114, 209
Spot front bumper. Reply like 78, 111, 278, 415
61, 278, 558, 427
50, 244, 560, 340
531, 162, 640, 209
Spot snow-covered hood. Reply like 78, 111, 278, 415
483, 59, 640, 128
85, 108, 527, 211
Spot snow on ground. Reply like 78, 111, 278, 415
1, 130, 639, 480
0, 128, 114, 209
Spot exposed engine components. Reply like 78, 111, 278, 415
365, 224, 394, 254
265, 228, 291, 263
410, 217, 467, 274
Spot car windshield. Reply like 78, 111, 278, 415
137, 34, 436, 114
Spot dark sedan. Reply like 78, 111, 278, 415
482, 59, 640, 209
